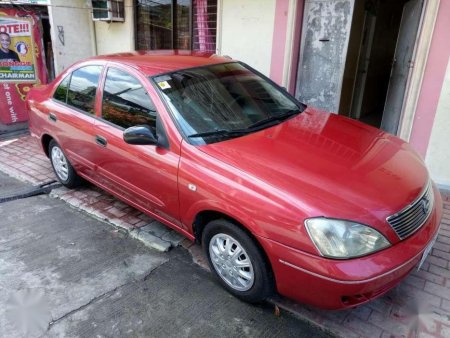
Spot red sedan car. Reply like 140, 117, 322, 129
27, 51, 442, 309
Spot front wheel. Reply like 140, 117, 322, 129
202, 219, 274, 303
49, 140, 82, 188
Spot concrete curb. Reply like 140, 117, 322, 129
48, 187, 181, 252
129, 229, 172, 252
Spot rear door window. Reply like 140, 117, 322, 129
66, 65, 103, 114
101, 67, 157, 132
53, 74, 71, 103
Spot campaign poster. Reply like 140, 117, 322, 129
0, 16, 36, 82
0, 9, 47, 124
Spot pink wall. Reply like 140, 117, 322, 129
409, 0, 450, 157
270, 0, 290, 85
288, 1, 305, 94
270, 0, 305, 92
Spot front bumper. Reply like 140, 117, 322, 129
258, 186, 443, 310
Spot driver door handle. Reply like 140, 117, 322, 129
95, 135, 107, 147
49, 112, 57, 122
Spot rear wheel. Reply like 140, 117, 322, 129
49, 140, 82, 188
202, 219, 274, 303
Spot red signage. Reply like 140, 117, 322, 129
0, 9, 47, 124
0, 22, 31, 34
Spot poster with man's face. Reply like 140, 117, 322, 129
0, 16, 37, 83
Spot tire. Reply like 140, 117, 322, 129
202, 219, 274, 303
48, 140, 82, 188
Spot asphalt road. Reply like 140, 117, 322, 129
0, 172, 332, 338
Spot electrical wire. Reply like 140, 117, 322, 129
0, 0, 169, 11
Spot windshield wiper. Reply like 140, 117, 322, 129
187, 110, 301, 139
247, 109, 301, 129
188, 128, 249, 138
112, 87, 139, 96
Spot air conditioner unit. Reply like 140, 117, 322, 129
92, 0, 125, 22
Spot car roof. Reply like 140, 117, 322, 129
89, 50, 234, 76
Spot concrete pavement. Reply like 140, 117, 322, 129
0, 172, 330, 338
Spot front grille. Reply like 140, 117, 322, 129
387, 181, 434, 240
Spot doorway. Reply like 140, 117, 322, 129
40, 15, 55, 81
339, 0, 424, 133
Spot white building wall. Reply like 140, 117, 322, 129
94, 0, 135, 55
48, 0, 95, 75
425, 57, 450, 189
217, 0, 276, 76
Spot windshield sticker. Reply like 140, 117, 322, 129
158, 81, 171, 90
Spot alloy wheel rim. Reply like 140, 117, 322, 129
209, 233, 254, 291
51, 146, 69, 181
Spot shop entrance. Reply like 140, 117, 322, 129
295, 0, 424, 135
340, 0, 424, 133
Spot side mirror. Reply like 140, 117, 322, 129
123, 125, 157, 145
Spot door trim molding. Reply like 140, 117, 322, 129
398, 0, 440, 141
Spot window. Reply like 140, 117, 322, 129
136, 0, 217, 52
66, 66, 102, 114
92, 0, 125, 21
192, 0, 217, 52
102, 68, 157, 131
53, 74, 71, 103
136, 0, 175, 50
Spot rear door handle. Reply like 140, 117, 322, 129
95, 135, 107, 147
49, 112, 57, 122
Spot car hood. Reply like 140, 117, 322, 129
197, 107, 429, 228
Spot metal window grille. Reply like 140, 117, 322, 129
192, 0, 217, 53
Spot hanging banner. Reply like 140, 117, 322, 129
0, 9, 47, 124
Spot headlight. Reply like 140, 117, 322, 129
304, 218, 391, 259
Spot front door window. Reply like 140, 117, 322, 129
101, 67, 157, 133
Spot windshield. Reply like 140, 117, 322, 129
153, 62, 304, 145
